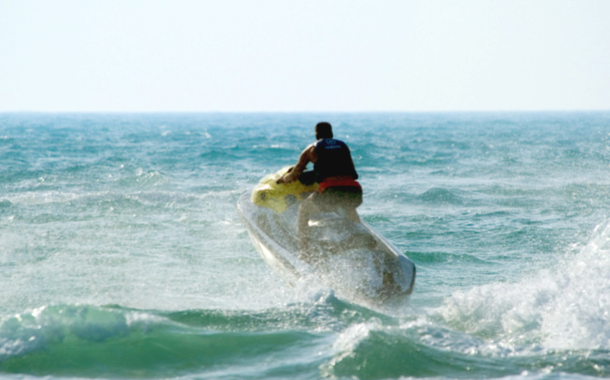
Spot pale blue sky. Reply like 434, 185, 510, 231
1, 0, 609, 112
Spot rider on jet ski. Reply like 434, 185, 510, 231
277, 122, 362, 259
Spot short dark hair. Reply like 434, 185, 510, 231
315, 122, 333, 139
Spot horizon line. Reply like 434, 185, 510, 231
1, 109, 609, 115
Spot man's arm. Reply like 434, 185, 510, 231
277, 144, 317, 184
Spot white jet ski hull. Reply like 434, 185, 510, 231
236, 168, 416, 302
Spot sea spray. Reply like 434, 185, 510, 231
438, 220, 610, 350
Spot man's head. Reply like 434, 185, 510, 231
315, 122, 333, 140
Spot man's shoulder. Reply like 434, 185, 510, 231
316, 138, 349, 149
316, 138, 346, 145
301, 143, 317, 157
306, 142, 318, 151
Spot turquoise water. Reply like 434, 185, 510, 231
1, 112, 610, 379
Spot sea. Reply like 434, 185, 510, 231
1, 112, 610, 380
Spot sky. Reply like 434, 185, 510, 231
1, 0, 609, 112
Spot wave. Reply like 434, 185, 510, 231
407, 251, 489, 265
0, 305, 314, 378
0, 187, 240, 213
322, 318, 610, 380
418, 188, 465, 205
0, 294, 392, 378
3, 293, 608, 380
437, 221, 610, 351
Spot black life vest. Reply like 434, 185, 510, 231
313, 138, 358, 183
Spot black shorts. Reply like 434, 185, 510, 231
313, 186, 363, 212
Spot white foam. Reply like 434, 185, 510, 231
1, 190, 89, 205
438, 222, 610, 350
322, 320, 379, 374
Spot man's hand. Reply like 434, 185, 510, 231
277, 143, 316, 185
277, 168, 296, 184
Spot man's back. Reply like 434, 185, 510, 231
313, 138, 358, 183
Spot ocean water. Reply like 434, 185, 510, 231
1, 112, 610, 380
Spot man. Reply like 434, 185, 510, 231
277, 122, 362, 259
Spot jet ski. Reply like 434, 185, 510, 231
237, 167, 416, 302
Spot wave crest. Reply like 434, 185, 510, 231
438, 221, 610, 350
